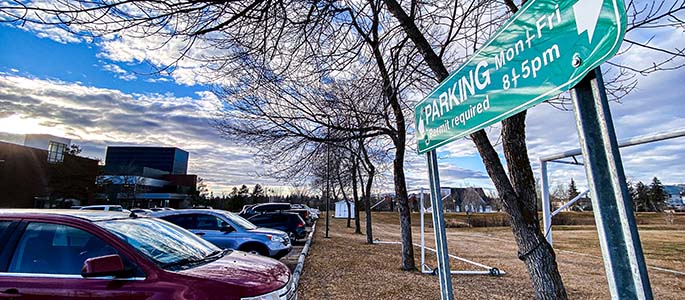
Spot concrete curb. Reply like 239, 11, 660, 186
291, 221, 317, 293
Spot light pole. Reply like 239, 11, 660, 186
325, 139, 331, 239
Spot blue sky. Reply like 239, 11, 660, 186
0, 10, 683, 195
0, 26, 204, 97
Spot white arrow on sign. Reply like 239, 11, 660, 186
573, 0, 604, 43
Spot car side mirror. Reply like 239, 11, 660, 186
81, 254, 125, 278
220, 225, 235, 233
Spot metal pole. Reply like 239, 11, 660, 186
540, 160, 552, 245
325, 141, 330, 239
420, 187, 426, 272
540, 129, 685, 162
426, 150, 453, 300
570, 67, 652, 299
551, 189, 590, 216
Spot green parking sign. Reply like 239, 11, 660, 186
415, 0, 626, 154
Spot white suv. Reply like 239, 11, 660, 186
79, 205, 125, 212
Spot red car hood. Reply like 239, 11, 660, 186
177, 250, 290, 296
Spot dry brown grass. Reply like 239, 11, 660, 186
298, 212, 685, 299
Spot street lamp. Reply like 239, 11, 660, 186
325, 132, 330, 239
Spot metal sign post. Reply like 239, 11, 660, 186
419, 188, 426, 273
426, 150, 454, 300
414, 1, 639, 298
570, 67, 652, 299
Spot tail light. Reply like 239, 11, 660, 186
297, 221, 305, 227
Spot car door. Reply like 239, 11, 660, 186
0, 221, 143, 300
190, 214, 238, 250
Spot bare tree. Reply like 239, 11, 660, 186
2, 0, 682, 294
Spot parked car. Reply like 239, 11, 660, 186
291, 204, 320, 220
241, 203, 291, 218
239, 204, 256, 215
149, 207, 175, 212
79, 205, 125, 212
152, 209, 292, 259
0, 209, 296, 300
240, 203, 313, 225
130, 208, 153, 215
248, 212, 307, 240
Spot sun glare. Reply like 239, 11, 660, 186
0, 115, 64, 136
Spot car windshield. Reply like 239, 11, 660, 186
219, 211, 257, 230
97, 218, 222, 270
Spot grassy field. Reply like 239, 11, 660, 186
298, 212, 685, 299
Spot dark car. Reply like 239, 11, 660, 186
248, 212, 307, 240
0, 209, 296, 300
240, 203, 312, 225
241, 203, 291, 217
152, 209, 292, 259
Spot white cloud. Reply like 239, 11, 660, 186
0, 74, 283, 193
145, 77, 171, 83
524, 68, 685, 189
96, 34, 221, 86
102, 63, 137, 81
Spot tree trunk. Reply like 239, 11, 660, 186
383, 0, 566, 296
363, 169, 375, 244
360, 140, 375, 244
393, 131, 415, 271
365, 18, 415, 271
338, 173, 352, 228
352, 157, 362, 234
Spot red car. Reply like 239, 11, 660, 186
0, 209, 296, 300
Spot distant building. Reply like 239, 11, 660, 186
24, 134, 72, 163
407, 187, 498, 213
664, 185, 684, 208
96, 146, 197, 208
446, 187, 494, 213
23, 134, 71, 151
105, 146, 189, 175
0, 140, 98, 208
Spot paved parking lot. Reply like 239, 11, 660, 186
280, 226, 312, 270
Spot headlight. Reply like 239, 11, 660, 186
241, 290, 280, 300
242, 280, 295, 300
267, 235, 285, 242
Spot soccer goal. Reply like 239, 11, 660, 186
415, 188, 505, 276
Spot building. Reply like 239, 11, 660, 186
334, 200, 355, 218
96, 146, 197, 208
664, 185, 684, 208
0, 140, 99, 208
404, 187, 498, 213
105, 146, 189, 175
23, 134, 71, 151
446, 187, 495, 213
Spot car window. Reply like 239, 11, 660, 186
195, 215, 222, 230
98, 218, 220, 271
109, 207, 123, 212
8, 222, 120, 275
162, 214, 195, 229
0, 221, 11, 236
249, 215, 270, 223
218, 211, 257, 230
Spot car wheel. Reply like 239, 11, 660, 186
241, 244, 268, 256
